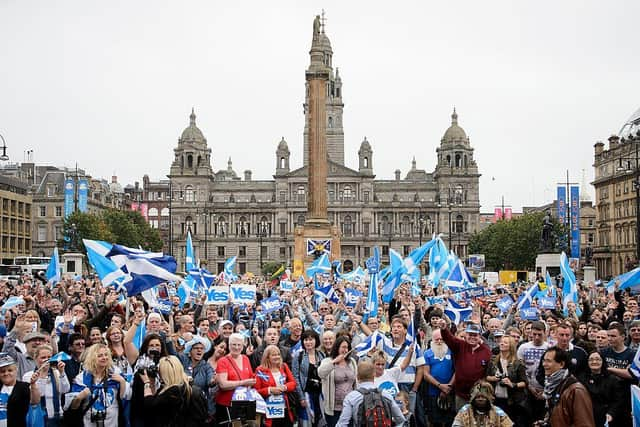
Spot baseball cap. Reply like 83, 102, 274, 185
23, 332, 47, 343
0, 352, 15, 368
218, 320, 233, 329
464, 323, 482, 335
493, 329, 505, 337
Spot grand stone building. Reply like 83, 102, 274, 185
167, 19, 481, 274
592, 107, 640, 278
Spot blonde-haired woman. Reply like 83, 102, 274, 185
70, 343, 130, 427
140, 355, 208, 427
23, 344, 69, 426
486, 335, 528, 426
255, 345, 297, 427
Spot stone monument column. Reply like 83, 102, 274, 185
293, 15, 341, 277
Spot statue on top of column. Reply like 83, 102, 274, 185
313, 15, 321, 40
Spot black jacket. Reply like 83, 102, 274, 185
7, 381, 30, 427
578, 371, 623, 427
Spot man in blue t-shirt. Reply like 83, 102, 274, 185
601, 322, 634, 427
422, 329, 455, 427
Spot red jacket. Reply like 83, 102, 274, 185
441, 327, 492, 399
254, 364, 297, 427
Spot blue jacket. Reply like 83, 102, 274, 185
291, 349, 325, 400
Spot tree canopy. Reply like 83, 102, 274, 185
468, 212, 567, 271
61, 210, 163, 253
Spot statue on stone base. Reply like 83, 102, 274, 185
540, 211, 554, 252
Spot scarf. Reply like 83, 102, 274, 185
543, 368, 568, 400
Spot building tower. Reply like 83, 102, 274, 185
303, 14, 344, 166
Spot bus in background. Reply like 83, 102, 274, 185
0, 264, 21, 284
13, 256, 50, 276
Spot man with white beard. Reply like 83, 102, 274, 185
423, 329, 455, 427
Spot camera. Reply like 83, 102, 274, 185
91, 408, 107, 427
136, 350, 160, 378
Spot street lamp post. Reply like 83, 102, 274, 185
387, 221, 393, 258
258, 221, 268, 272
448, 204, 453, 250
201, 211, 209, 268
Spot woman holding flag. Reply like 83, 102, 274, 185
292, 329, 325, 427
23, 345, 69, 426
255, 344, 297, 427
318, 336, 357, 427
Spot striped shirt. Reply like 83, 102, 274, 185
379, 337, 425, 384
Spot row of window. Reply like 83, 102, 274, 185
1, 199, 30, 217
0, 236, 30, 253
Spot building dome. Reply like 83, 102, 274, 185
277, 137, 289, 150
620, 107, 640, 139
359, 136, 371, 151
180, 108, 206, 142
442, 108, 468, 142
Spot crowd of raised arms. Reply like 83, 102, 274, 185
0, 271, 637, 427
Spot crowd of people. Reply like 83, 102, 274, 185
0, 268, 637, 427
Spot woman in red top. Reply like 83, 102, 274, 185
215, 332, 256, 425
255, 345, 297, 427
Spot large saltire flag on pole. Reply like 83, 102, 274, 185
83, 239, 181, 296
560, 251, 577, 313
185, 231, 196, 272
363, 247, 381, 322
45, 247, 61, 287
306, 252, 331, 278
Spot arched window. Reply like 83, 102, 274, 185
217, 216, 227, 236
364, 157, 369, 168
402, 216, 411, 236
160, 208, 169, 216
187, 154, 193, 168
238, 216, 248, 236
148, 208, 158, 217
446, 155, 451, 166
455, 154, 461, 168
280, 157, 286, 168
185, 186, 195, 202
185, 215, 194, 234
464, 155, 468, 167
328, 116, 333, 128
455, 215, 464, 233
380, 215, 391, 234
297, 185, 305, 202
259, 216, 270, 236
342, 215, 353, 237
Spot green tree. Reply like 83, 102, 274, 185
262, 261, 284, 277
60, 212, 114, 253
469, 212, 567, 271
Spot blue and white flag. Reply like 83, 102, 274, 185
545, 271, 554, 288
185, 231, 196, 272
496, 295, 514, 312
445, 259, 474, 289
405, 318, 416, 345
618, 267, 640, 293
296, 275, 306, 289
132, 319, 146, 350
84, 239, 128, 288
49, 352, 72, 363
306, 253, 331, 278
1, 296, 24, 311
188, 268, 216, 289
560, 251, 577, 312
314, 282, 339, 304
290, 340, 302, 359
354, 331, 383, 357
520, 307, 539, 320
539, 296, 557, 310
631, 385, 640, 427
344, 288, 362, 307
260, 296, 283, 314
45, 247, 61, 286
516, 283, 538, 310
444, 299, 472, 325
176, 279, 197, 308
84, 239, 181, 296
223, 256, 238, 283
381, 249, 404, 303
341, 266, 366, 284
630, 347, 640, 381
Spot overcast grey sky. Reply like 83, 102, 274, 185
1, 1, 638, 212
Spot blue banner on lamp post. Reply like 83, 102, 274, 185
570, 185, 580, 259
64, 178, 75, 218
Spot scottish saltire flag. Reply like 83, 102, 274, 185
341, 266, 366, 283
84, 240, 127, 287
381, 249, 404, 303
429, 238, 454, 286
560, 251, 577, 312
445, 259, 474, 289
355, 331, 383, 357
49, 352, 72, 363
546, 271, 553, 288
296, 275, 306, 289
1, 296, 24, 311
405, 318, 416, 345
632, 385, 640, 427
45, 247, 61, 286
188, 268, 216, 289
185, 231, 196, 272
290, 340, 302, 358
444, 299, 472, 325
176, 278, 197, 308
364, 269, 379, 320
517, 283, 539, 310
314, 282, 340, 304
307, 239, 331, 256
306, 253, 331, 277
618, 267, 640, 293
132, 319, 146, 350
332, 260, 342, 278
223, 256, 238, 283
106, 244, 182, 296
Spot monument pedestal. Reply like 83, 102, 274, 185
293, 223, 341, 278
535, 252, 561, 278
583, 265, 596, 283
62, 252, 85, 276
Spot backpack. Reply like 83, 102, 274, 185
355, 387, 393, 427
